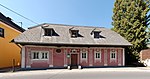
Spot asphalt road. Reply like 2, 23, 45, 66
0, 68, 150, 79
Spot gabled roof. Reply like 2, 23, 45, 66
0, 12, 25, 32
14, 23, 132, 46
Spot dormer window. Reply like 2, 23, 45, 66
0, 28, 4, 38
44, 28, 53, 36
91, 28, 102, 39
69, 27, 83, 38
71, 30, 79, 38
94, 31, 100, 38
44, 28, 59, 37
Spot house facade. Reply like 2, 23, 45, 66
0, 12, 25, 68
14, 23, 131, 69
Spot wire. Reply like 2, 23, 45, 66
0, 3, 39, 25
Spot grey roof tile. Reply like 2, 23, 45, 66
14, 23, 132, 46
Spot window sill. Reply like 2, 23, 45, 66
31, 59, 49, 60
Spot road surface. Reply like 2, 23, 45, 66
0, 68, 150, 79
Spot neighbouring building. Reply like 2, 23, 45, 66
13, 23, 131, 69
0, 12, 25, 68
140, 49, 150, 66
140, 42, 150, 66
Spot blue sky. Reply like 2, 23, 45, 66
0, 0, 115, 29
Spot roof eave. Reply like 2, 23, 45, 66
14, 41, 132, 47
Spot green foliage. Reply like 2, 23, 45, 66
112, 0, 150, 64
148, 28, 150, 42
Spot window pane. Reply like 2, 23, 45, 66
33, 52, 39, 59
71, 30, 78, 38
33, 53, 36, 59
45, 29, 53, 36
32, 51, 48, 59
114, 53, 116, 58
96, 53, 98, 58
45, 53, 48, 59
96, 53, 97, 58
111, 53, 116, 59
36, 52, 39, 59
42, 53, 45, 59
111, 53, 113, 58
94, 32, 99, 38
85, 53, 86, 58
82, 53, 84, 58
96, 53, 100, 58
98, 53, 100, 58
0, 28, 4, 37
82, 53, 86, 58
41, 52, 48, 59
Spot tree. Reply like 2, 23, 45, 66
148, 28, 150, 41
147, 0, 150, 42
112, 0, 150, 64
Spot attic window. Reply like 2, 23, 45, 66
44, 28, 59, 37
91, 28, 103, 39
71, 30, 79, 38
94, 31, 100, 38
0, 28, 4, 38
44, 29, 53, 36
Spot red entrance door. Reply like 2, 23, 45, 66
71, 54, 78, 66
